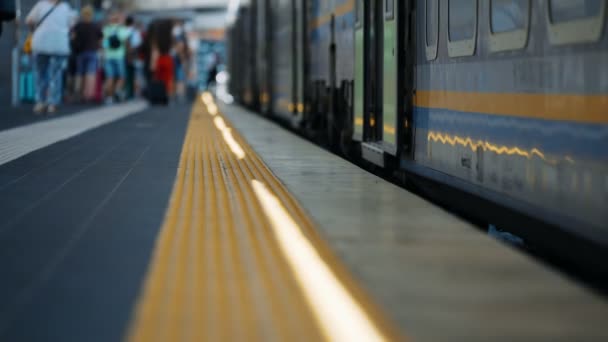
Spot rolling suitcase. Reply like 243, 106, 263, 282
19, 55, 35, 103
146, 80, 169, 106
93, 68, 104, 103
19, 71, 35, 103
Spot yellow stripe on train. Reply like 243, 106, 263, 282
309, 0, 355, 31
414, 90, 608, 124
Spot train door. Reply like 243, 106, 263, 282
368, 0, 383, 147
250, 1, 259, 109
354, 0, 365, 141
355, 0, 410, 167
257, 0, 272, 115
292, 0, 306, 125
382, 0, 398, 156
354, 0, 385, 166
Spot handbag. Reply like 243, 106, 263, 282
23, 2, 60, 54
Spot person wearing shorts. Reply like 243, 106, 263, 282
104, 58, 126, 81
71, 5, 101, 102
102, 11, 129, 104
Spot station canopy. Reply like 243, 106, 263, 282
131, 0, 229, 31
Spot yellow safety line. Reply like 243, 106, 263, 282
126, 94, 402, 341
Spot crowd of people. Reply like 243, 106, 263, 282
23, 0, 198, 114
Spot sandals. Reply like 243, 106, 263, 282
33, 103, 46, 115
33, 104, 58, 116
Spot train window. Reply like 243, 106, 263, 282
447, 0, 478, 57
547, 0, 606, 45
385, 0, 395, 20
491, 0, 528, 33
425, 0, 439, 60
489, 0, 530, 52
449, 0, 476, 41
550, 0, 602, 22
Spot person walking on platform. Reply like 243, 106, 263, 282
71, 5, 102, 103
145, 20, 174, 105
26, 0, 73, 114
171, 21, 190, 103
206, 51, 220, 91
124, 16, 143, 98
102, 11, 129, 104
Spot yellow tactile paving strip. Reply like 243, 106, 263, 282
126, 94, 401, 341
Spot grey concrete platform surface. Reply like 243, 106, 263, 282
0, 104, 191, 342
0, 103, 100, 132
0, 101, 148, 166
221, 102, 608, 341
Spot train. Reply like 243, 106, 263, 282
226, 0, 608, 267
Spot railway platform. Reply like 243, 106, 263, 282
0, 96, 606, 341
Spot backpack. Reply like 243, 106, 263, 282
107, 28, 121, 50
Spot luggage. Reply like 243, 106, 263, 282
19, 71, 35, 103
146, 53, 172, 105
146, 80, 168, 105
19, 55, 35, 103
93, 68, 104, 103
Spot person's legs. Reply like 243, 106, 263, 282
65, 55, 76, 103
104, 59, 117, 104
34, 54, 50, 112
82, 52, 98, 101
83, 73, 97, 100
134, 60, 145, 97
126, 62, 134, 99
174, 64, 186, 103
206, 71, 217, 91
113, 58, 126, 101
74, 53, 86, 101
47, 55, 67, 112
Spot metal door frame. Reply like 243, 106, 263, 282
398, 0, 415, 160
381, 0, 399, 156
362, 0, 384, 142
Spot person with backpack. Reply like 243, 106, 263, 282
102, 11, 129, 104
25, 0, 74, 114
124, 16, 143, 99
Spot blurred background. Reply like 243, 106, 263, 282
0, 0, 230, 106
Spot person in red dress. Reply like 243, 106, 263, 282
148, 19, 175, 100
153, 49, 174, 96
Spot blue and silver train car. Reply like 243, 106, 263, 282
227, 4, 255, 105
227, 0, 608, 262
308, 0, 357, 144
409, 0, 607, 246
268, 0, 306, 123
